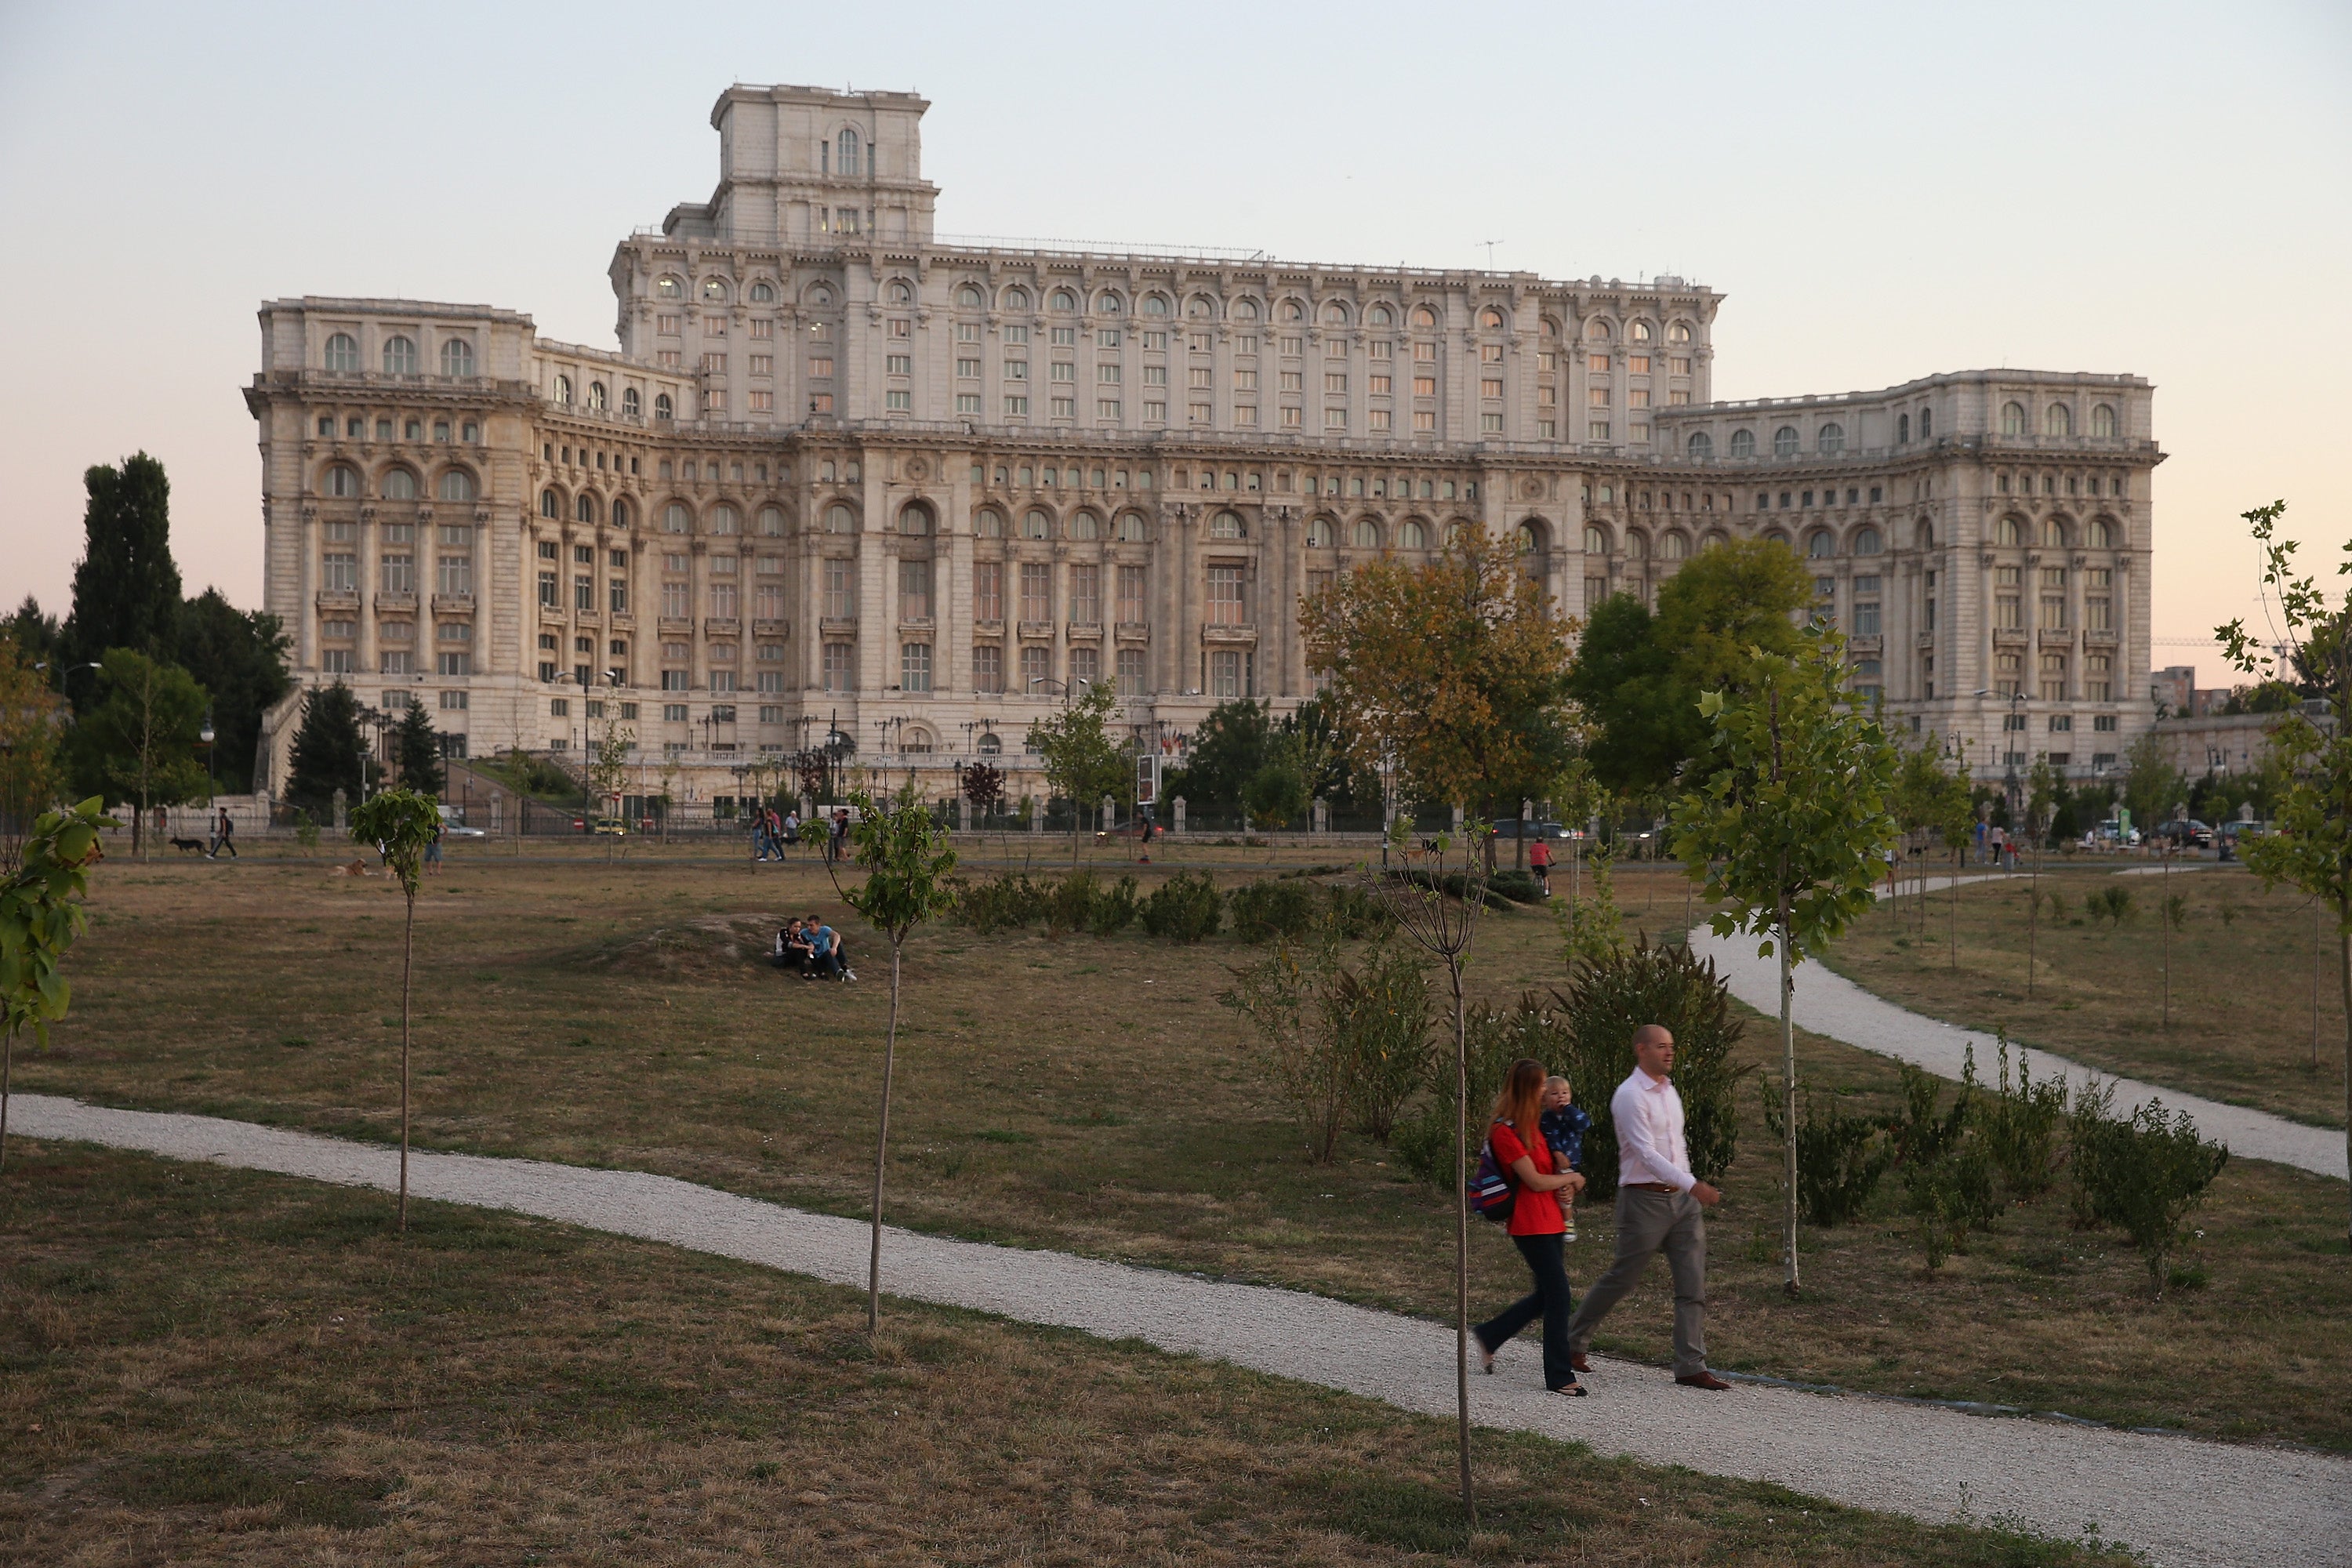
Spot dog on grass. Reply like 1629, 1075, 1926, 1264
169, 837, 209, 855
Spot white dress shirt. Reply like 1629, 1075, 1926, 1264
1612, 1067, 1695, 1192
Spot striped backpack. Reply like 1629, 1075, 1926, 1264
1468, 1135, 1516, 1225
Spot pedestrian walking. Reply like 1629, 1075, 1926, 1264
829, 806, 850, 864
1528, 835, 1552, 897
209, 806, 238, 859
424, 818, 445, 873
781, 807, 800, 858
1472, 1058, 1588, 1396
1561, 1024, 1730, 1390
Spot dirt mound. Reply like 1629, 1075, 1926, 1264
579, 913, 786, 975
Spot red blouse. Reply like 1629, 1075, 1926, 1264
1490, 1121, 1564, 1236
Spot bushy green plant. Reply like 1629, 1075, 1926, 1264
1044, 869, 1102, 938
1760, 1081, 1889, 1228
952, 872, 1046, 934
1889, 1059, 1972, 1168
1391, 995, 1561, 1188
1087, 873, 1139, 935
1978, 1036, 2067, 1202
1229, 877, 1321, 943
1222, 931, 1428, 1162
2067, 1076, 2118, 1229
1322, 881, 1392, 939
2085, 886, 2135, 928
1556, 844, 1626, 967
1548, 937, 1749, 1199
2163, 892, 2190, 930
2074, 1093, 2230, 1294
1903, 1138, 1997, 1269
1332, 941, 1432, 1144
292, 808, 320, 854
1141, 870, 1222, 941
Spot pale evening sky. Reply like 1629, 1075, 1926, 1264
2, 0, 2347, 683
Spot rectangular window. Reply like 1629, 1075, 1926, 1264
885, 390, 912, 411
1480, 412, 1504, 434
1020, 644, 1051, 692
1117, 564, 1146, 623
702, 353, 727, 374
1324, 407, 1348, 429
538, 570, 559, 608
1051, 361, 1076, 382
886, 354, 912, 376
824, 558, 856, 620
1116, 646, 1145, 697
956, 357, 982, 379
1207, 564, 1246, 626
380, 553, 416, 594
1004, 395, 1029, 417
436, 651, 470, 676
1853, 600, 1880, 636
379, 650, 412, 675
708, 580, 739, 619
1589, 387, 1611, 406
898, 558, 932, 621
1051, 397, 1076, 419
1325, 372, 1348, 395
1588, 422, 1610, 441
1189, 367, 1214, 390
1628, 388, 1651, 408
325, 552, 357, 591
973, 642, 1003, 693
748, 354, 773, 376
901, 643, 932, 692
1368, 374, 1391, 396
808, 357, 833, 379
974, 561, 1004, 622
436, 554, 473, 597
1997, 596, 2022, 630
575, 574, 593, 612
1069, 563, 1101, 625
822, 642, 853, 692
1068, 645, 1100, 688
1481, 378, 1504, 400
1189, 402, 1213, 424
1208, 648, 1243, 699
955, 392, 983, 414
1144, 365, 1169, 386
1020, 562, 1051, 623
1097, 398, 1123, 419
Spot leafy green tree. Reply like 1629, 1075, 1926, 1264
2216, 500, 2352, 1238
2122, 729, 2186, 834
2222, 680, 2301, 715
1241, 758, 1308, 831
1671, 632, 1899, 1294
0, 797, 112, 1173
0, 636, 67, 873
67, 649, 209, 855
171, 589, 291, 795
1167, 699, 1274, 814
1028, 680, 1127, 862
1569, 538, 1815, 795
285, 681, 367, 818
348, 788, 443, 1232
3, 597, 60, 676
393, 699, 446, 797
64, 455, 181, 693
828, 784, 958, 1334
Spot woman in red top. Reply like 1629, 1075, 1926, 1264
1473, 1057, 1588, 1395
1528, 835, 1552, 897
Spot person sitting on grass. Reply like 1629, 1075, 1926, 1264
803, 917, 855, 982
771, 919, 811, 972
1541, 1075, 1592, 1238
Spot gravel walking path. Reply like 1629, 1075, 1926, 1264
14, 1092, 2347, 1566
1686, 876, 2347, 1181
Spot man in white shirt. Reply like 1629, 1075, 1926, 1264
1562, 1024, 1730, 1390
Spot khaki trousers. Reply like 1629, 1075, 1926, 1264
1563, 1186, 1708, 1376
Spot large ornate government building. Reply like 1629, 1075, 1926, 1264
248, 82, 2161, 804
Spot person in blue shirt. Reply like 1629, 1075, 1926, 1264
801, 918, 856, 982
1541, 1076, 1592, 1240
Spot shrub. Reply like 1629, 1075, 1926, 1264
1141, 870, 1222, 942
1044, 869, 1101, 938
1389, 867, 1518, 912
292, 809, 320, 855
1889, 1060, 1971, 1168
1548, 937, 1748, 1200
1333, 940, 1432, 1143
2162, 892, 2189, 930
1761, 1081, 1889, 1228
1221, 933, 1431, 1161
1903, 1139, 1998, 1269
1323, 882, 1392, 939
2074, 1093, 2230, 1294
1392, 995, 1563, 1188
1229, 877, 1321, 944
1087, 873, 1139, 936
953, 872, 1045, 935
1976, 1036, 2067, 1202
2085, 886, 2134, 928
1486, 868, 1544, 905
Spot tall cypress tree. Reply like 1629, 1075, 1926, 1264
394, 700, 445, 797
285, 681, 366, 817
65, 454, 181, 701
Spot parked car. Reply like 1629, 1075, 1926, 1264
1490, 818, 1573, 840
436, 805, 486, 839
2092, 819, 2143, 848
2151, 818, 2213, 848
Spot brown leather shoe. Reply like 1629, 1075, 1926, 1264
1570, 1352, 1592, 1374
1675, 1371, 1733, 1391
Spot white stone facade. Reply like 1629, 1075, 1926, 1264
246, 83, 2161, 801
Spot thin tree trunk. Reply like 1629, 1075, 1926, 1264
868, 939, 904, 1335
1, 1029, 12, 1175
2339, 924, 2350, 1248
399, 892, 414, 1232
2315, 898, 2324, 1070
1449, 955, 1475, 1528
2161, 843, 2172, 1029
1950, 848, 1959, 971
2027, 838, 2039, 998
1779, 880, 1798, 1298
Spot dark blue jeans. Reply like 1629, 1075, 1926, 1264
1475, 1232, 1577, 1390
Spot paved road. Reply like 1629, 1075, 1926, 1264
13, 1093, 2346, 1567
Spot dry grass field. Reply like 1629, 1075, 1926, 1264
11, 840, 2349, 1457
0, 1144, 2143, 1566
1829, 861, 2350, 1128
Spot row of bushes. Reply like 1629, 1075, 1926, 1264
1766, 1039, 2228, 1290
951, 870, 1392, 944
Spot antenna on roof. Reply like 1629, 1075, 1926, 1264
1479, 239, 1504, 267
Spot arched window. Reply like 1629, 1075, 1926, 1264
887, 281, 913, 306
1210, 511, 1244, 539
2039, 516, 2067, 548
552, 374, 573, 405
1307, 517, 1335, 547
613, 499, 633, 530
655, 275, 682, 299
1668, 321, 1693, 343
1351, 518, 1381, 548
1997, 517, 2024, 546
587, 381, 608, 412
655, 391, 676, 421
1187, 295, 1214, 319
1097, 291, 1123, 315
1516, 521, 1548, 554
1762, 529, 1791, 548
1480, 307, 1505, 331
1004, 287, 1029, 310
978, 731, 1003, 756
1919, 408, 1933, 439
2090, 518, 2114, 547
1022, 508, 1051, 539
976, 507, 1004, 538
757, 506, 784, 537
1069, 511, 1099, 541
439, 339, 474, 377
622, 387, 641, 418
826, 503, 857, 534
2091, 404, 2118, 438
1399, 520, 1428, 550
709, 504, 739, 535
750, 281, 775, 303
663, 503, 691, 534
1853, 525, 1883, 556
1141, 294, 1169, 317
1628, 532, 1650, 561
957, 284, 984, 308
1806, 529, 1834, 559
701, 278, 725, 303
1367, 304, 1393, 327
1049, 288, 1076, 312
540, 488, 561, 519
1915, 521, 1934, 550
1323, 301, 1350, 325
324, 332, 360, 372
1729, 429, 1755, 459
1898, 412, 1911, 445
1116, 512, 1148, 543
1686, 431, 1714, 458
325, 463, 360, 497
381, 468, 419, 500
1660, 531, 1689, 561
808, 284, 834, 307
1818, 423, 1845, 454
899, 501, 935, 536
1630, 321, 1653, 342
837, 128, 860, 175
2045, 403, 2073, 437
1279, 299, 1305, 323
575, 493, 597, 524
1702, 530, 1729, 550
1583, 524, 1608, 555
1773, 426, 1798, 458
383, 336, 418, 376
1232, 298, 1261, 321
1413, 306, 1439, 328
2002, 401, 2025, 437
437, 469, 476, 503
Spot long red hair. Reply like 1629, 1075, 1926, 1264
1491, 1058, 1548, 1151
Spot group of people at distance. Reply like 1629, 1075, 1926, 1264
750, 805, 855, 864
770, 918, 856, 982
1473, 1024, 1730, 1397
